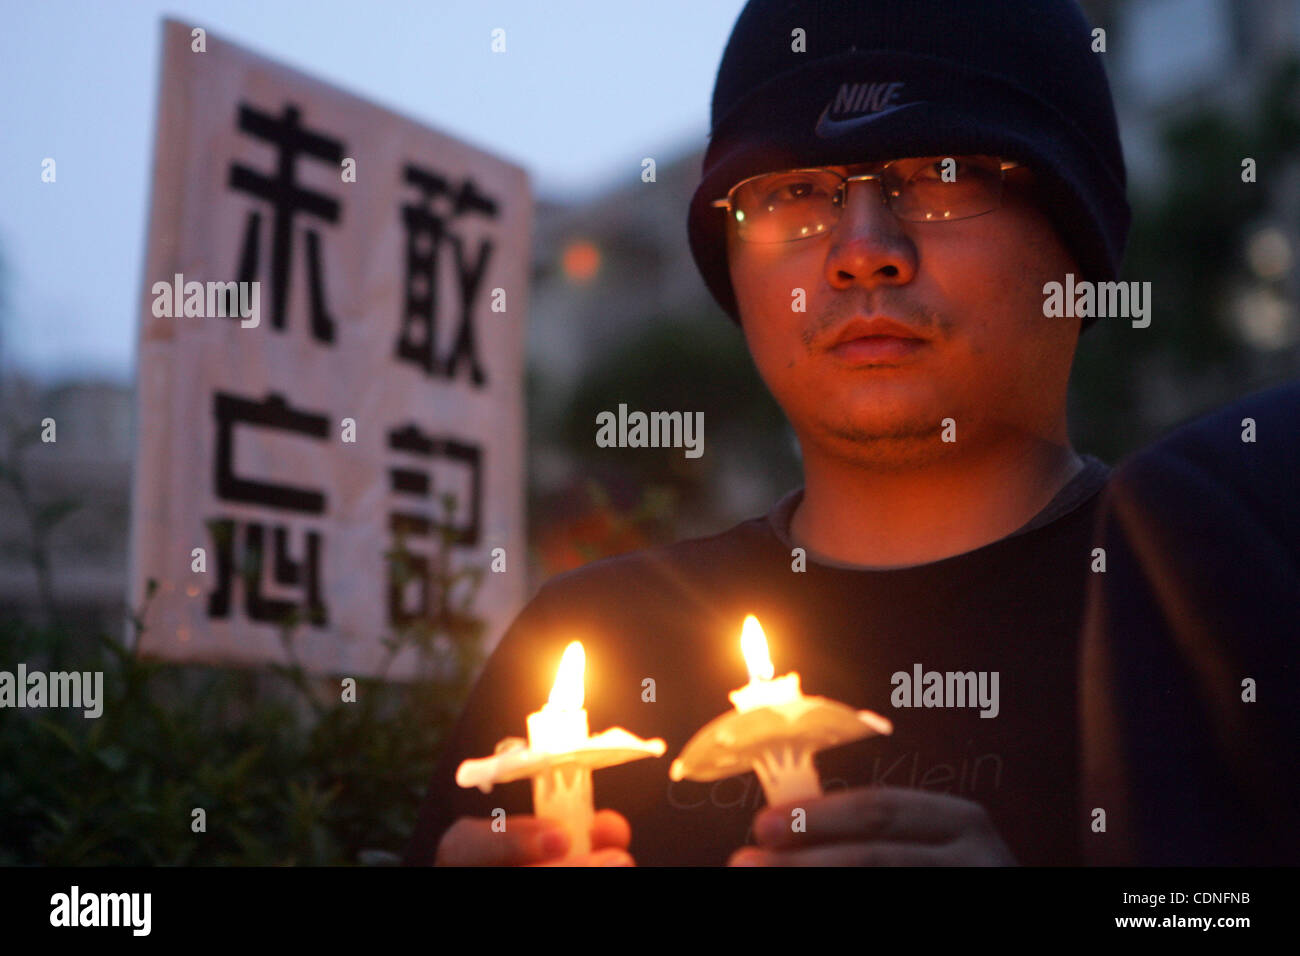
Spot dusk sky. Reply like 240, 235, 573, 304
1, 0, 746, 382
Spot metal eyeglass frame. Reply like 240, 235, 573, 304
711, 157, 1024, 239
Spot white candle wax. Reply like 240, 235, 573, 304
728, 671, 803, 712
526, 704, 590, 753
530, 763, 594, 857
525, 706, 594, 855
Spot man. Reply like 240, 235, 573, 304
1081, 379, 1300, 866
406, 0, 1130, 866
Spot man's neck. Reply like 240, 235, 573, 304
789, 437, 1084, 569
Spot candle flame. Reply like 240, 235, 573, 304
547, 641, 585, 710
740, 615, 774, 683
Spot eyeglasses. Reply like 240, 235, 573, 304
712, 155, 1023, 243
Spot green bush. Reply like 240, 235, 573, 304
0, 539, 483, 866
1, 416, 485, 865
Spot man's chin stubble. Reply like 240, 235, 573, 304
815, 418, 952, 471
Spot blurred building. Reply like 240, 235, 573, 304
527, 150, 711, 493
0, 374, 133, 628
1097, 0, 1300, 428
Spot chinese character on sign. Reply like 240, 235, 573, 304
385, 421, 482, 628
395, 163, 498, 384
228, 102, 344, 343
207, 392, 330, 626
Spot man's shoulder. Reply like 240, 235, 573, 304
1125, 377, 1296, 460
1107, 378, 1299, 522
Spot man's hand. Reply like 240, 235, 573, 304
435, 809, 634, 866
728, 786, 1017, 866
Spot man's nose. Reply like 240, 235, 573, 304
824, 178, 918, 288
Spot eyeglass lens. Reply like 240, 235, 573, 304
730, 156, 1008, 242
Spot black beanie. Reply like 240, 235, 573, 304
687, 0, 1131, 332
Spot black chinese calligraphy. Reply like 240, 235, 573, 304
396, 163, 498, 385
207, 391, 330, 626
229, 102, 343, 343
385, 422, 483, 628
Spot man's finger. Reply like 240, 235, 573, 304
754, 786, 986, 848
435, 815, 570, 866
591, 808, 632, 850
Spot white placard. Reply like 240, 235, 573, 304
126, 20, 529, 679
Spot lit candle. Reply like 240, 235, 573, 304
457, 641, 666, 857
526, 642, 590, 752
671, 615, 893, 806
525, 643, 596, 851
729, 614, 802, 711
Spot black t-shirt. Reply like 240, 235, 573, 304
406, 455, 1111, 866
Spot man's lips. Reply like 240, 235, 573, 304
827, 317, 931, 364
831, 336, 928, 363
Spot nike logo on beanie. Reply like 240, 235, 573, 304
814, 80, 908, 137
